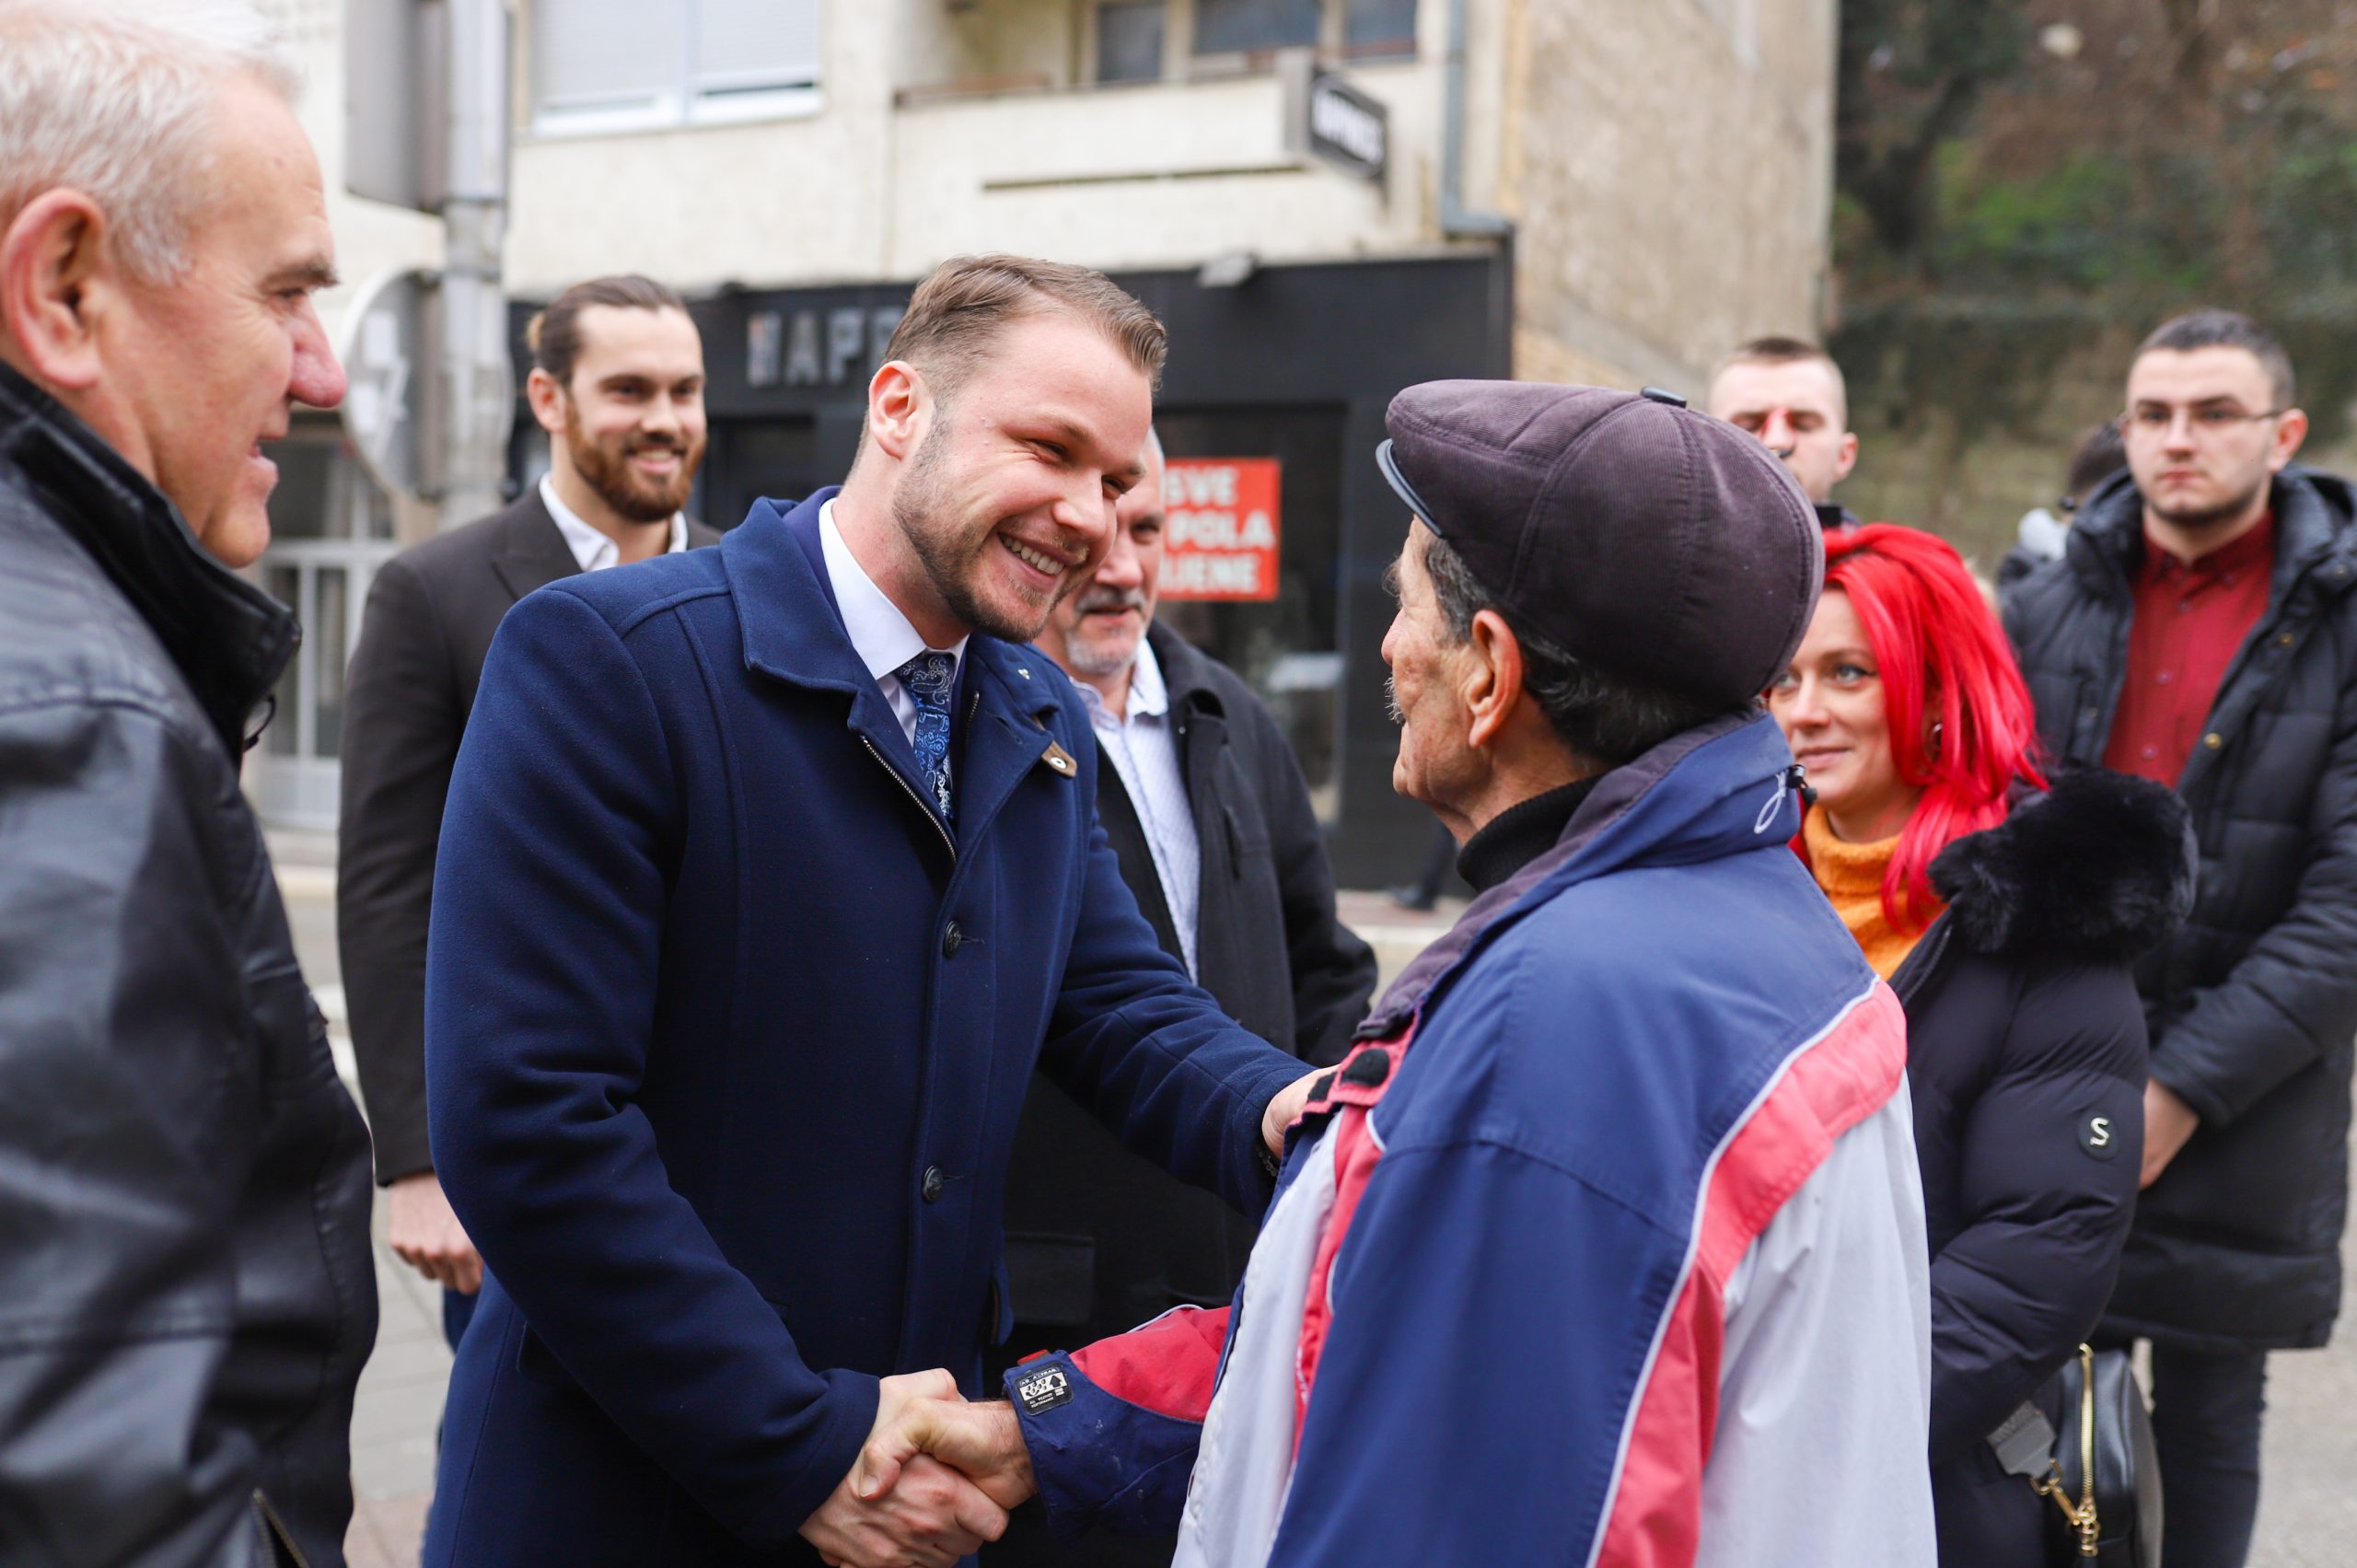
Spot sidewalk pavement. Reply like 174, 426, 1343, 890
264, 834, 2355, 1567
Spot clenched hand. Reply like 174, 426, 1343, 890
801, 1371, 1011, 1568
854, 1394, 1036, 1514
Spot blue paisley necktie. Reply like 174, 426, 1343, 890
895, 650, 957, 820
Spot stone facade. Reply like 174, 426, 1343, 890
1500, 0, 1837, 394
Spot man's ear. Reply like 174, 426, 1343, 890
1833, 429, 1861, 486
0, 190, 114, 391
2270, 406, 2310, 471
525, 366, 568, 437
865, 360, 931, 465
1464, 608, 1527, 751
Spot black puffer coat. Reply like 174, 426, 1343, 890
1891, 769, 2192, 1565
2004, 465, 2357, 1352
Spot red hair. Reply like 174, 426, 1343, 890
1803, 524, 2047, 932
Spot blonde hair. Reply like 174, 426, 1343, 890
0, 0, 300, 284
886, 254, 1168, 398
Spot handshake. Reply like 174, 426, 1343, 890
799, 1368, 1040, 1568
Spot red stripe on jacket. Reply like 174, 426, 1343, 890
1594, 981, 1910, 1567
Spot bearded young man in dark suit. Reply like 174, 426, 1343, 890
338, 275, 721, 1348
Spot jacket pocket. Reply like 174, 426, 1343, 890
515, 1322, 586, 1393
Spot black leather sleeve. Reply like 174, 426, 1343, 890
338, 554, 461, 1183
0, 696, 270, 1567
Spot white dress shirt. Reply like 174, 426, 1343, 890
1075, 637, 1202, 978
818, 498, 970, 757
540, 474, 688, 573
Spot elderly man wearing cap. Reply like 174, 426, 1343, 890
857, 382, 1936, 1565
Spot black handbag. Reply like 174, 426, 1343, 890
1989, 1344, 2163, 1565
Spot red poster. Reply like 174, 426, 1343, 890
1159, 458, 1281, 602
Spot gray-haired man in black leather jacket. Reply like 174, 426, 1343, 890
0, 3, 375, 1563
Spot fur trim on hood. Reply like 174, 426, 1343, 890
1928, 767, 2195, 962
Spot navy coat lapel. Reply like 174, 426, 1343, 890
726, 488, 1074, 841
956, 640, 1071, 850
727, 489, 937, 795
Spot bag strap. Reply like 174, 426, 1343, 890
1984, 1343, 2103, 1557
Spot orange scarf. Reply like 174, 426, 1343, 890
1801, 804, 1926, 980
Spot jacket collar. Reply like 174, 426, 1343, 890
1358, 709, 1802, 1038
1145, 621, 1226, 721
723, 488, 1069, 844
0, 361, 295, 759
489, 488, 585, 604
1924, 767, 2193, 965
2068, 464, 2357, 606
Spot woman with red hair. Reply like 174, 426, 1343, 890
1769, 524, 2193, 1563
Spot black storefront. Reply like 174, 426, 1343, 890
509, 250, 1511, 887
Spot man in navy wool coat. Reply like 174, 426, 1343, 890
421, 254, 1320, 1568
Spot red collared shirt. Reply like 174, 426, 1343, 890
2103, 511, 2276, 785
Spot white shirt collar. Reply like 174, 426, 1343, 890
540, 473, 687, 573
818, 497, 969, 680
1077, 635, 1168, 726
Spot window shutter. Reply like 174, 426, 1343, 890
532, 0, 684, 116
693, 0, 822, 96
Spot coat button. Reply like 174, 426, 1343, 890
921, 1165, 946, 1202
2203, 732, 2223, 750
941, 921, 963, 958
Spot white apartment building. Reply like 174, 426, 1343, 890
252, 0, 1836, 882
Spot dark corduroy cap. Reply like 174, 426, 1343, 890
1376, 380, 1822, 707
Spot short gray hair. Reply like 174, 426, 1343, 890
1419, 529, 1739, 770
0, 0, 300, 285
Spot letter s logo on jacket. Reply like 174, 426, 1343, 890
2079, 1112, 2119, 1160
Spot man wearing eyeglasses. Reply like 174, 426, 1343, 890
2005, 309, 2355, 1568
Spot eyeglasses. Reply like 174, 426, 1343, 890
2119, 405, 2288, 438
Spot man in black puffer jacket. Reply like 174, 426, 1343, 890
0, 5, 376, 1563
2004, 309, 2357, 1568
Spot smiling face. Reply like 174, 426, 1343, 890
537, 304, 707, 524
1766, 588, 1922, 842
1038, 436, 1165, 690
885, 311, 1153, 644
95, 74, 343, 566
2122, 344, 2305, 540
1706, 356, 1857, 505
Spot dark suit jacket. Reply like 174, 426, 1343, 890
337, 491, 721, 1182
998, 622, 1376, 1352
416, 490, 1303, 1563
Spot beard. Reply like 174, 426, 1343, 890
891, 412, 1080, 643
1058, 582, 1148, 677
2147, 469, 2270, 533
565, 401, 702, 523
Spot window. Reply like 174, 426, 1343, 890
1097, 0, 1167, 84
530, 0, 820, 133
1343, 0, 1416, 58
1194, 0, 1320, 56
1086, 0, 1416, 85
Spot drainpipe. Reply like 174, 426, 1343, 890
436, 0, 514, 531
1441, 0, 1513, 239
